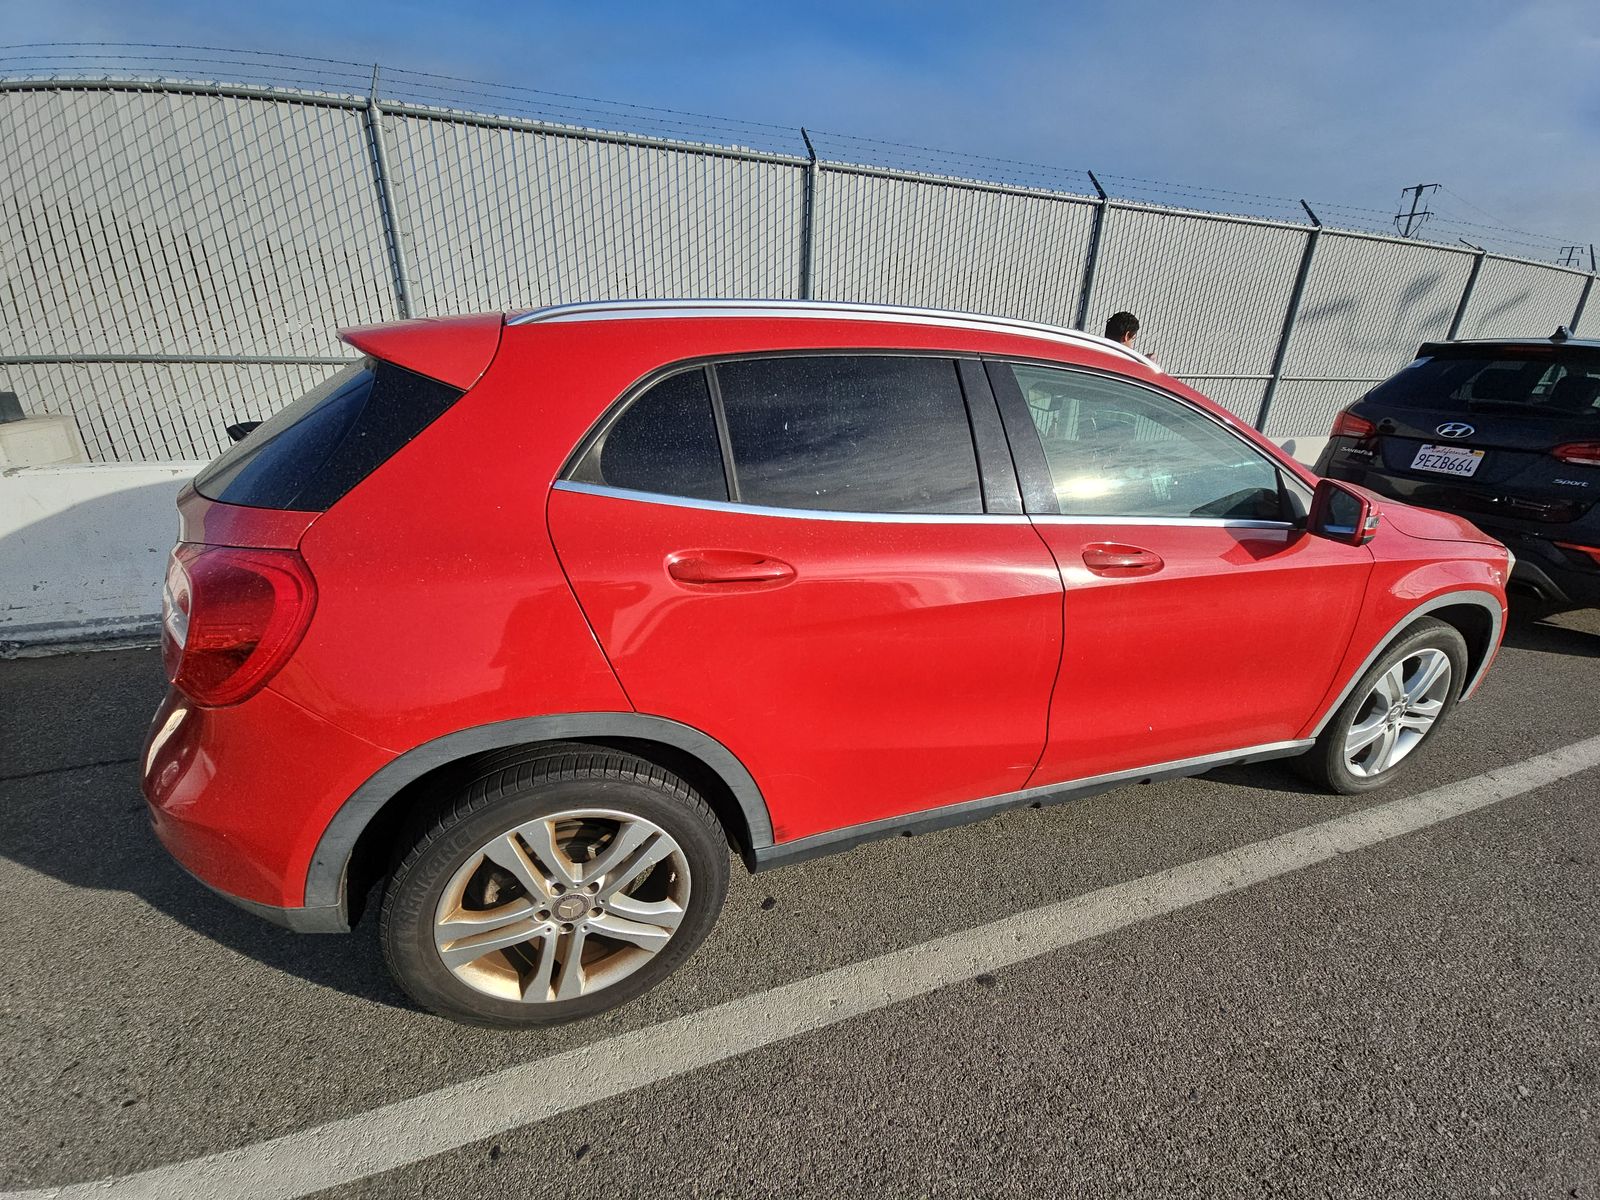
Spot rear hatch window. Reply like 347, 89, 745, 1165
1368, 348, 1600, 423
1358, 347, 1600, 521
194, 359, 465, 511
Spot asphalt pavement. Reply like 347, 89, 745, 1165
2, 607, 1598, 1198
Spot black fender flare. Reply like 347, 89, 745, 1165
304, 712, 775, 919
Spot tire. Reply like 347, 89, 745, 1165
380, 746, 729, 1027
1295, 617, 1469, 795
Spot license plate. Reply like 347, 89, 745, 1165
1410, 444, 1484, 477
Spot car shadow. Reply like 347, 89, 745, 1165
2, 646, 416, 1014
1199, 759, 1323, 796
1500, 608, 1600, 659
3, 749, 414, 1012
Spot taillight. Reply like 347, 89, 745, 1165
1555, 541, 1600, 567
1330, 408, 1376, 439
160, 544, 317, 706
1552, 442, 1600, 467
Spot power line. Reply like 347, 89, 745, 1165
1435, 185, 1580, 256
1438, 185, 1549, 240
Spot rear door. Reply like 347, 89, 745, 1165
547, 353, 1064, 844
988, 361, 1375, 784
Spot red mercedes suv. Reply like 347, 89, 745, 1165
143, 300, 1511, 1026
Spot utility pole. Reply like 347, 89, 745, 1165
1394, 183, 1439, 238
1558, 245, 1585, 268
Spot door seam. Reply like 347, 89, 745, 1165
542, 487, 639, 713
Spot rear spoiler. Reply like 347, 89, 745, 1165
339, 314, 504, 390
1422, 328, 1593, 358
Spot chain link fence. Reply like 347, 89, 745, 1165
2, 53, 1595, 463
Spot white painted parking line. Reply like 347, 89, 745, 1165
13, 732, 1600, 1200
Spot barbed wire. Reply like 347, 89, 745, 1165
0, 42, 805, 153
0, 41, 1590, 263
1427, 188, 1583, 258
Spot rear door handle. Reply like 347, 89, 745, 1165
668, 550, 797, 586
1081, 542, 1164, 576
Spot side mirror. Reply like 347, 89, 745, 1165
1309, 478, 1380, 546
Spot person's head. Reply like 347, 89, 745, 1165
1105, 311, 1140, 346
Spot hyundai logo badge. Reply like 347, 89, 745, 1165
1435, 422, 1475, 439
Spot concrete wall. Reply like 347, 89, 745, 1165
1278, 436, 1329, 468
0, 463, 199, 650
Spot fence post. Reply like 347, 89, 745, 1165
1570, 274, 1594, 333
363, 65, 415, 319
799, 128, 819, 301
1255, 200, 1321, 433
1446, 245, 1486, 341
1074, 170, 1109, 331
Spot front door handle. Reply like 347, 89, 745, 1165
1082, 542, 1164, 576
668, 550, 797, 586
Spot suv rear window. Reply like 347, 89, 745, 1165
1368, 349, 1600, 422
194, 359, 465, 511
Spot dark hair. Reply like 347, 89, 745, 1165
1105, 311, 1140, 341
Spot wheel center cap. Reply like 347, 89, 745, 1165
1387, 702, 1406, 724
553, 895, 587, 921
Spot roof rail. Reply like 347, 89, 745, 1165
507, 298, 1160, 371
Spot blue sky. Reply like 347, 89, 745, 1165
6, 0, 1596, 255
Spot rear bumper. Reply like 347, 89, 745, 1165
141, 685, 395, 925
177, 861, 349, 932
1499, 535, 1600, 607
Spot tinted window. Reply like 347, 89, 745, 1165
194, 359, 464, 511
571, 369, 727, 501
1010, 364, 1282, 520
716, 356, 982, 514
1367, 350, 1600, 422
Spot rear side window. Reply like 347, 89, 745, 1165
194, 359, 464, 511
569, 368, 727, 501
715, 355, 982, 514
1369, 350, 1600, 421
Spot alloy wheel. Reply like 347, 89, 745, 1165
1343, 648, 1453, 778
432, 808, 690, 1004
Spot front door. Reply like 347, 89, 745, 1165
988, 360, 1375, 785
547, 353, 1064, 844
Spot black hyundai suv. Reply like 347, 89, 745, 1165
1316, 328, 1600, 609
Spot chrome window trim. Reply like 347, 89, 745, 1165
508, 298, 1162, 373
553, 482, 1294, 529
1029, 514, 1296, 530
551, 479, 1035, 524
